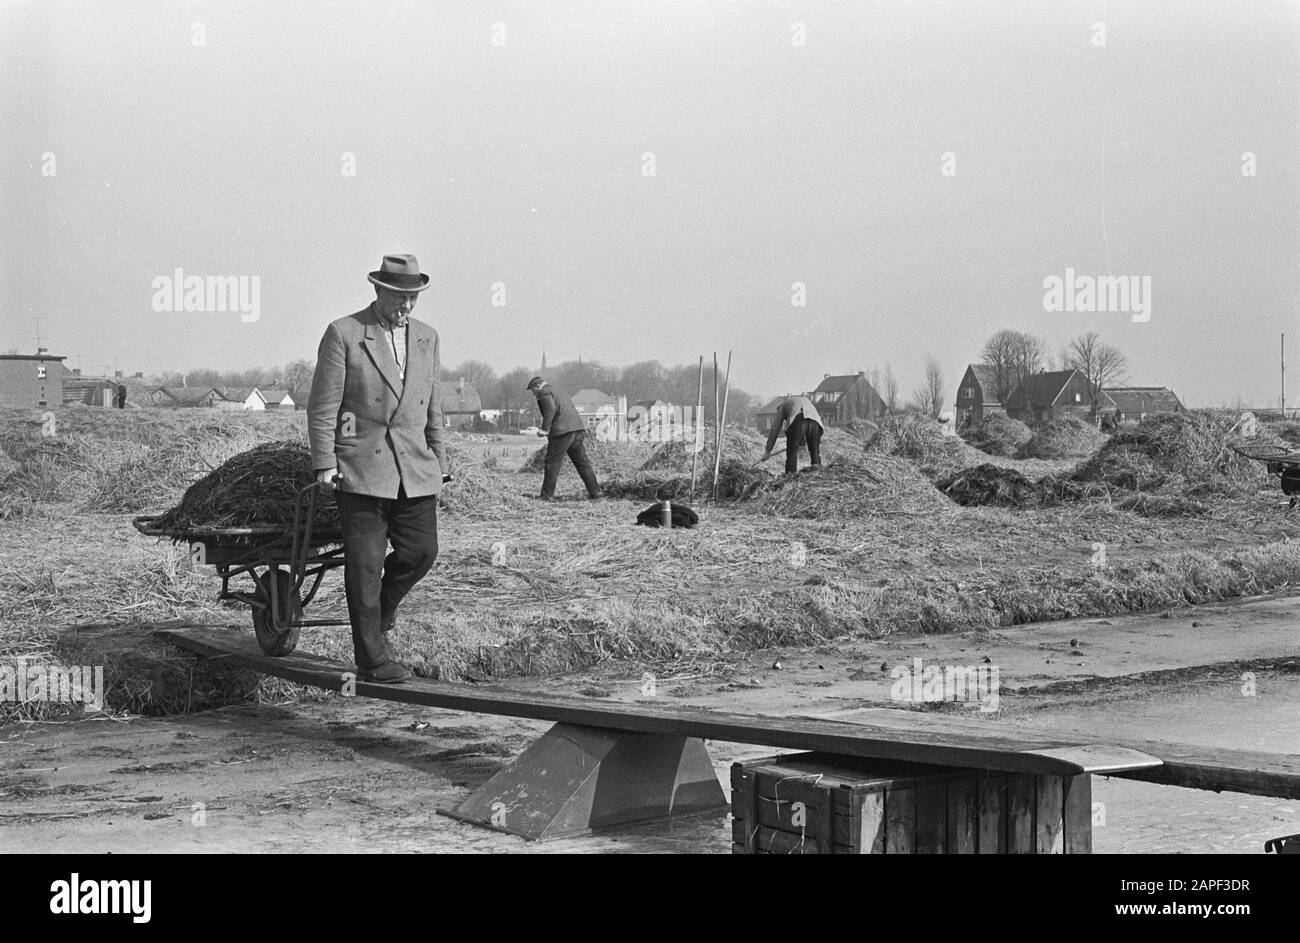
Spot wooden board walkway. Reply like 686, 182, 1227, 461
803, 708, 1300, 800
160, 625, 1160, 777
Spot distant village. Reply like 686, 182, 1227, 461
0, 342, 1193, 442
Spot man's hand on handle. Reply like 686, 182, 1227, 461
316, 468, 342, 490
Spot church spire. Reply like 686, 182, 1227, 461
540, 348, 548, 372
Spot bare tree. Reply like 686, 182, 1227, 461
882, 364, 899, 413
980, 330, 1044, 404
281, 358, 315, 394
453, 359, 498, 398
909, 355, 946, 419
1066, 332, 1129, 418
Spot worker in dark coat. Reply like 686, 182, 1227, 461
527, 377, 601, 499
762, 394, 824, 474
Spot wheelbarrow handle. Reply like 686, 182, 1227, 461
1264, 832, 1300, 854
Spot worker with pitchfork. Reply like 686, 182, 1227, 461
761, 394, 825, 474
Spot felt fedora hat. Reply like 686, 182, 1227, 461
368, 254, 431, 292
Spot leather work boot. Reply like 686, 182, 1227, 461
358, 661, 412, 684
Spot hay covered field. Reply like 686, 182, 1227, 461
3, 404, 1300, 720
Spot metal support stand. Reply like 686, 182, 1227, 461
440, 723, 728, 840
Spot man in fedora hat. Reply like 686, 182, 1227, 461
526, 377, 602, 500
308, 254, 450, 683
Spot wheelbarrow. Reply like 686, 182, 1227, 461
1231, 443, 1300, 508
133, 483, 348, 656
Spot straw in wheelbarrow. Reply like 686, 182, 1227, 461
151, 441, 339, 532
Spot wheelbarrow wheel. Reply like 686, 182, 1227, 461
252, 568, 302, 657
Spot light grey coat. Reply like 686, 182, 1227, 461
308, 305, 448, 498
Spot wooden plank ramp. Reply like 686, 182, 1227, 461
159, 625, 1160, 777
803, 707, 1300, 800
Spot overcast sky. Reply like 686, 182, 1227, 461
2, 0, 1297, 406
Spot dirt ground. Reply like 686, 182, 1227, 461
3, 410, 1299, 853
3, 595, 1297, 854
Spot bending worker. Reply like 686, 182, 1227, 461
526, 377, 602, 500
761, 394, 824, 474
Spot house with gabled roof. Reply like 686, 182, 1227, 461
809, 372, 887, 425
572, 388, 617, 423
154, 386, 222, 408
1005, 369, 1114, 424
756, 395, 793, 435
1102, 387, 1182, 421
954, 364, 1006, 428
438, 378, 482, 430
212, 388, 266, 410
260, 389, 295, 409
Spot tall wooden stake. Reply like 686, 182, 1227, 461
689, 355, 704, 498
712, 353, 719, 489
712, 351, 733, 502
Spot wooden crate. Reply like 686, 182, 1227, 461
730, 752, 1092, 854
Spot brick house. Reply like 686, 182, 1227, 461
439, 378, 482, 430
0, 350, 66, 408
809, 372, 887, 425
1005, 369, 1115, 424
953, 364, 1005, 428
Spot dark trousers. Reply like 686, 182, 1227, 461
335, 487, 439, 669
786, 417, 823, 474
542, 430, 601, 498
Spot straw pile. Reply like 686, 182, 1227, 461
439, 465, 530, 519
522, 436, 655, 477
603, 458, 773, 502
938, 464, 1054, 509
963, 415, 1032, 457
1021, 416, 1106, 459
151, 441, 339, 532
753, 455, 951, 518
1071, 411, 1263, 495
2, 436, 150, 504
865, 413, 984, 480
0, 420, 267, 513
640, 426, 767, 472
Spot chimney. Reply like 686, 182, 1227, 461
134, 372, 143, 379
72, 368, 81, 376
114, 370, 122, 379
824, 373, 830, 379
37, 346, 48, 357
